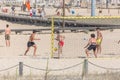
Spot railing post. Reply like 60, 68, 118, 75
45, 58, 49, 80
19, 62, 23, 77
82, 59, 88, 79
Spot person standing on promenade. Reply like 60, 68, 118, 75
40, 8, 46, 18
32, 7, 36, 17
29, 7, 33, 17
84, 33, 97, 58
24, 30, 40, 56
11, 5, 15, 15
96, 28, 103, 54
5, 24, 11, 47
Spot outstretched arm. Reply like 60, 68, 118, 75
84, 39, 91, 48
34, 38, 40, 40
33, 34, 40, 40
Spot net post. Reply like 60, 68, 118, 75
51, 17, 54, 58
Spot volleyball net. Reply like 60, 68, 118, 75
50, 16, 120, 58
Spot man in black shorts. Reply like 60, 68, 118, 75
24, 30, 40, 56
84, 34, 97, 58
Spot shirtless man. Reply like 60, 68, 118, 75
24, 30, 40, 56
5, 24, 11, 47
96, 28, 103, 54
55, 31, 65, 58
84, 33, 97, 58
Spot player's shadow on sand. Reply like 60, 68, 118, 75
19, 54, 44, 59
78, 56, 86, 58
104, 53, 120, 56
0, 45, 4, 47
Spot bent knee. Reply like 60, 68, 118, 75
85, 49, 89, 52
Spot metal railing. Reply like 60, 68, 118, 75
0, 59, 120, 77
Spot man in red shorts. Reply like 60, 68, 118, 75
55, 31, 65, 58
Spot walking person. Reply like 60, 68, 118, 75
32, 7, 36, 17
29, 7, 33, 17
96, 28, 103, 54
24, 30, 40, 56
5, 24, 11, 47
11, 5, 15, 15
40, 8, 46, 18
84, 33, 97, 58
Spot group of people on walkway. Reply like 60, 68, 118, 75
29, 7, 46, 18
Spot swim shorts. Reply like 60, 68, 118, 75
87, 45, 96, 51
27, 41, 35, 47
59, 41, 64, 47
5, 34, 10, 40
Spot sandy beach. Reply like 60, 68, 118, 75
0, 19, 119, 76
0, 7, 120, 78
0, 19, 120, 58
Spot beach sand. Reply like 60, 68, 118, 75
0, 16, 120, 76
0, 20, 120, 58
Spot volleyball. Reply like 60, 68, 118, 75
54, 47, 58, 51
